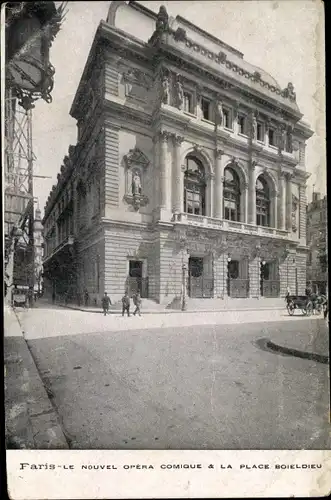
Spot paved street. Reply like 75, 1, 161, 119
15, 305, 330, 450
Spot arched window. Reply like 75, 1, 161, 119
256, 176, 270, 226
184, 156, 206, 215
223, 167, 241, 221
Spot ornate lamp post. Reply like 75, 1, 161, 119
6, 2, 66, 110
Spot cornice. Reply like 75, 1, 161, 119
101, 217, 154, 233
104, 98, 152, 127
156, 45, 303, 122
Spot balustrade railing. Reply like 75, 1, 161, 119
176, 213, 289, 239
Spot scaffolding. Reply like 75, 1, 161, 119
4, 86, 35, 303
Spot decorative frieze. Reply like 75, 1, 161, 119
166, 27, 297, 103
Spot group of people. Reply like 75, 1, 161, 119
101, 291, 142, 317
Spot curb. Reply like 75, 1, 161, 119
57, 303, 285, 314
6, 308, 69, 449
266, 340, 329, 365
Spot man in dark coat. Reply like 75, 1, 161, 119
102, 292, 111, 316
133, 291, 142, 316
122, 292, 130, 317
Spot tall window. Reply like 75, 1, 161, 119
184, 156, 206, 215
183, 91, 194, 114
268, 127, 276, 146
201, 97, 212, 121
223, 167, 241, 221
238, 114, 247, 135
257, 122, 264, 142
223, 107, 232, 129
256, 176, 270, 227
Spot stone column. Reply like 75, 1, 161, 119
242, 182, 249, 223
173, 134, 184, 215
271, 190, 278, 228
159, 131, 170, 209
248, 161, 257, 224
279, 171, 286, 230
214, 149, 224, 219
285, 173, 293, 231
206, 173, 215, 217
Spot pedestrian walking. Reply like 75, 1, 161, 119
133, 291, 142, 316
122, 291, 130, 317
84, 289, 89, 307
102, 292, 111, 316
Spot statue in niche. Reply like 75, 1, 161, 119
156, 5, 169, 32
215, 99, 223, 126
175, 78, 184, 110
251, 111, 257, 140
161, 75, 170, 104
132, 170, 142, 196
291, 194, 298, 232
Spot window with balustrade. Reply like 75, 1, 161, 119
256, 176, 270, 227
223, 167, 241, 221
184, 156, 206, 215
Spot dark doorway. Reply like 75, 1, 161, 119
129, 260, 142, 278
227, 259, 249, 298
260, 260, 280, 297
128, 260, 148, 298
189, 257, 203, 277
188, 257, 213, 298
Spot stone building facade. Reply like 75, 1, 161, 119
306, 193, 327, 294
42, 1, 313, 306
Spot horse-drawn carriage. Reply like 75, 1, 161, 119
286, 294, 327, 316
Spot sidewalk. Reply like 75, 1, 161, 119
4, 305, 69, 449
266, 318, 329, 364
54, 297, 285, 314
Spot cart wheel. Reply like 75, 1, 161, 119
287, 302, 295, 316
305, 301, 313, 316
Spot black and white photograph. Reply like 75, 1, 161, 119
3, 1, 329, 498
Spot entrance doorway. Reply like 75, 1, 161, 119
188, 256, 213, 298
227, 259, 249, 298
129, 260, 142, 279
260, 260, 280, 297
127, 260, 148, 297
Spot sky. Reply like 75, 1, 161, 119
31, 0, 325, 214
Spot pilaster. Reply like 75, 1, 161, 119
214, 149, 224, 219
172, 134, 184, 214
248, 160, 257, 224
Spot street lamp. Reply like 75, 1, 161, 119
181, 264, 187, 311
6, 2, 66, 110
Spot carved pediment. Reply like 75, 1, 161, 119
124, 147, 150, 169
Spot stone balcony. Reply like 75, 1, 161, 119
43, 235, 75, 265
173, 213, 290, 240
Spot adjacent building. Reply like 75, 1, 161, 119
42, 1, 313, 306
306, 193, 327, 294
